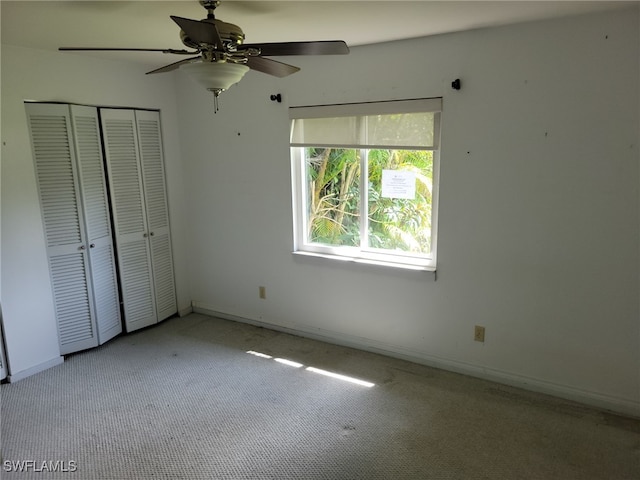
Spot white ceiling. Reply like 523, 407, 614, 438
2, 1, 636, 69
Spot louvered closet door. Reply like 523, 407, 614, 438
101, 109, 157, 332
135, 110, 177, 321
26, 103, 99, 354
70, 105, 122, 343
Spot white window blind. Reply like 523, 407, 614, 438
290, 98, 442, 150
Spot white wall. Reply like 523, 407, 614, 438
0, 45, 192, 379
178, 8, 640, 415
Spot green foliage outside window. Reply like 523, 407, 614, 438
306, 147, 433, 254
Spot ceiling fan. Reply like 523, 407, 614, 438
59, 0, 349, 105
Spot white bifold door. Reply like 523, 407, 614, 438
27, 103, 122, 354
100, 108, 177, 332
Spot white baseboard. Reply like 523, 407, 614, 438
7, 356, 64, 383
192, 303, 640, 418
178, 304, 194, 317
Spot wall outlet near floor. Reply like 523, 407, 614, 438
474, 325, 485, 342
259, 286, 266, 299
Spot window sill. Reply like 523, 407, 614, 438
292, 250, 436, 273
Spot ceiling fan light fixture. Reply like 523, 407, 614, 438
180, 61, 250, 95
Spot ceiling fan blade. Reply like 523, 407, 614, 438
240, 41, 349, 57
170, 16, 223, 49
59, 47, 198, 55
246, 57, 300, 78
146, 56, 201, 75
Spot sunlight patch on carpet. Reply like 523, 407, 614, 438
246, 350, 375, 388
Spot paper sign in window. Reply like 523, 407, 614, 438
381, 170, 416, 199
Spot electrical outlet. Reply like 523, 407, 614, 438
474, 325, 485, 342
259, 286, 266, 299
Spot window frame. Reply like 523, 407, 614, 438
290, 98, 441, 271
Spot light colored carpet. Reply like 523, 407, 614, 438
1, 313, 638, 479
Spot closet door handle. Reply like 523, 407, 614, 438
143, 233, 148, 238
89, 243, 95, 248
79, 245, 86, 251
149, 232, 154, 237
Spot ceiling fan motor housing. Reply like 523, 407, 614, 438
180, 18, 245, 50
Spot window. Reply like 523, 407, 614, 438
290, 98, 441, 270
